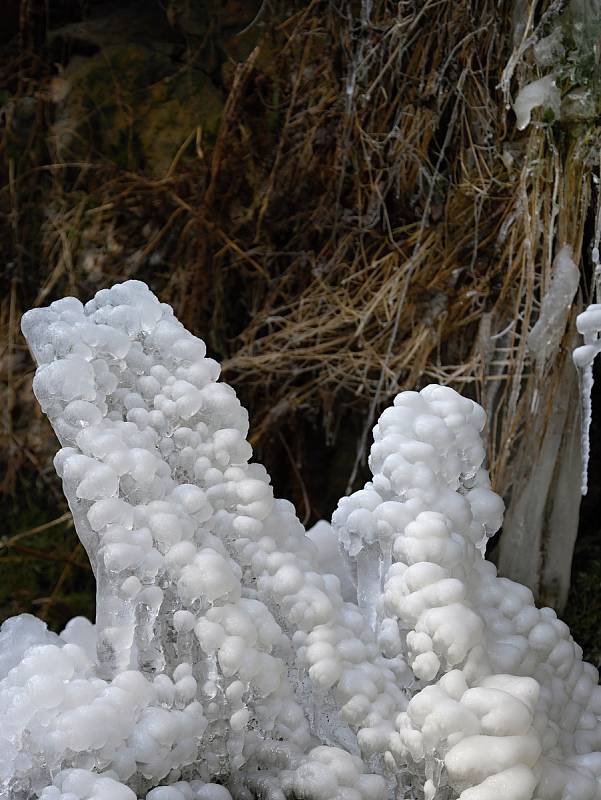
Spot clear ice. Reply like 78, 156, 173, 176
2, 281, 601, 800
527, 245, 580, 371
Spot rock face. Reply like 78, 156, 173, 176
3, 280, 601, 800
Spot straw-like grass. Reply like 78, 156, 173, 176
0, 0, 598, 631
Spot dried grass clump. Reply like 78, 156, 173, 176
0, 0, 599, 625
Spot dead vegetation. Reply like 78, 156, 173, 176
0, 0, 599, 629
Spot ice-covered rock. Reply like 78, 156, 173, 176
513, 74, 561, 130
2, 280, 600, 800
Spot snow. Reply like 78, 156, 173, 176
1, 280, 600, 800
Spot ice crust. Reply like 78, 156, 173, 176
527, 245, 579, 370
513, 74, 561, 130
3, 280, 601, 800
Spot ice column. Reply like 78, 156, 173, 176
14, 281, 396, 798
334, 385, 601, 800
573, 302, 601, 494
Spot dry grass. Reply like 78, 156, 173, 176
0, 0, 598, 627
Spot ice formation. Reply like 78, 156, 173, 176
498, 352, 581, 611
574, 301, 601, 494
527, 245, 580, 371
513, 74, 561, 130
3, 280, 601, 800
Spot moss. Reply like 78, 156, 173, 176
53, 33, 224, 174
140, 69, 224, 176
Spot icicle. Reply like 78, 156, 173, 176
573, 248, 601, 495
574, 330, 601, 494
